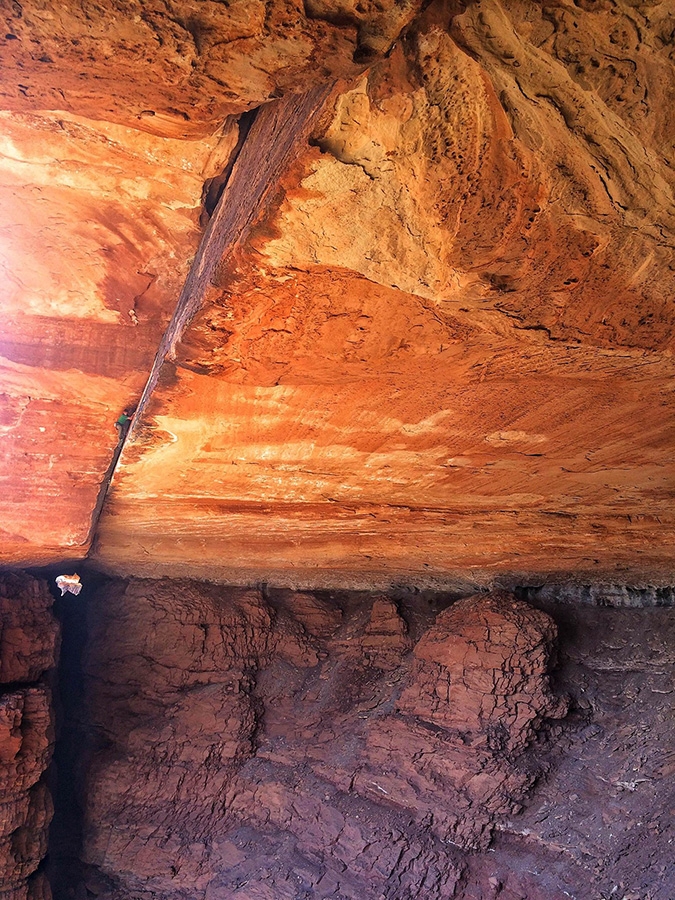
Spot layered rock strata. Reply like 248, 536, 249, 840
0, 573, 59, 900
93, 0, 675, 584
0, 1, 673, 578
0, 112, 235, 565
68, 578, 674, 899
0, 0, 423, 569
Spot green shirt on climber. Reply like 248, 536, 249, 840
115, 411, 133, 437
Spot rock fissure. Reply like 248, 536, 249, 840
125, 82, 336, 438
86, 82, 336, 551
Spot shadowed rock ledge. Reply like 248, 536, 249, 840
44, 574, 673, 900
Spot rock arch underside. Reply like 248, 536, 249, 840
0, 2, 674, 899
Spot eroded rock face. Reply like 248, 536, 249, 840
71, 580, 666, 898
397, 591, 567, 751
0, 0, 422, 570
0, 0, 673, 579
0, 573, 59, 900
0, 1, 423, 136
92, 0, 675, 585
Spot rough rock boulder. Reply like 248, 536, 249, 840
0, 574, 59, 900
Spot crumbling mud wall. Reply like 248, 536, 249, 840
0, 573, 59, 900
60, 578, 675, 899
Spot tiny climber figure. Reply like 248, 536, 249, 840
114, 409, 133, 439
55, 574, 82, 596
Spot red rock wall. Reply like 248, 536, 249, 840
69, 578, 674, 899
92, 0, 675, 585
1, 0, 675, 576
0, 573, 59, 900
0, 1, 424, 136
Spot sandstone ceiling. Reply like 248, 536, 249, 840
0, 0, 674, 586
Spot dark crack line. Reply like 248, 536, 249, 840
85, 82, 335, 549
85, 423, 129, 545
129, 81, 335, 434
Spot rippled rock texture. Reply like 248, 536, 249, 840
0, 0, 672, 579
0, 573, 59, 900
69, 579, 674, 899
92, 0, 675, 584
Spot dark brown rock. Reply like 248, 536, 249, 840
360, 597, 410, 669
397, 591, 568, 751
0, 575, 59, 684
77, 582, 568, 896
74, 578, 675, 898
0, 573, 57, 900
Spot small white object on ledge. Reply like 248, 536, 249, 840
55, 574, 82, 596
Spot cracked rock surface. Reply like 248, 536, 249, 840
0, 573, 59, 900
62, 578, 674, 899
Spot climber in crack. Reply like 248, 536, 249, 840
114, 409, 133, 441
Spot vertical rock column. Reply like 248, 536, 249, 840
0, 573, 59, 900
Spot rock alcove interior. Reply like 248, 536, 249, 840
0, 1, 674, 898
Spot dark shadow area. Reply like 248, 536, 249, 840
27, 564, 114, 900
9, 566, 673, 898
200, 107, 258, 225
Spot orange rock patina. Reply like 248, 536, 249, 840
0, 1, 673, 583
